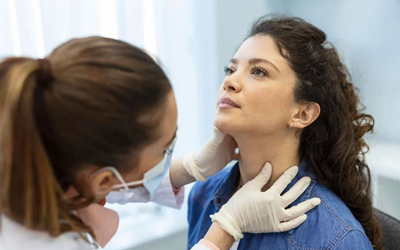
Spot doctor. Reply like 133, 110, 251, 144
0, 36, 320, 250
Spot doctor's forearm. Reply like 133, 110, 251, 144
170, 158, 196, 189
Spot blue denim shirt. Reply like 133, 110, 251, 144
187, 160, 373, 250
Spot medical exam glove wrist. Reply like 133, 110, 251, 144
183, 127, 237, 181
210, 162, 321, 241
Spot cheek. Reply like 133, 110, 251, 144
249, 87, 292, 115
140, 153, 164, 173
213, 82, 295, 135
239, 86, 294, 134
122, 152, 163, 183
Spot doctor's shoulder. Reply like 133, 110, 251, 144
0, 215, 92, 250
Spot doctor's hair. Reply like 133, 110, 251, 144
0, 37, 172, 240
248, 16, 382, 249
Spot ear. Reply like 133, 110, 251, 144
290, 102, 320, 129
90, 171, 116, 198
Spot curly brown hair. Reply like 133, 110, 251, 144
248, 16, 383, 249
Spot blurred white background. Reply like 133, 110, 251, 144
1, 0, 399, 249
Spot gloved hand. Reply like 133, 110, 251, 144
183, 127, 237, 181
210, 162, 321, 241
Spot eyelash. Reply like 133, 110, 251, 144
224, 66, 235, 76
250, 65, 268, 77
223, 66, 269, 77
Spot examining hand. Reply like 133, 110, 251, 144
183, 127, 237, 181
210, 162, 321, 241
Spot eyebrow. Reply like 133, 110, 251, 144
165, 128, 178, 147
229, 58, 280, 73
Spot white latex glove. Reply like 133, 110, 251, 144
210, 162, 321, 241
183, 127, 237, 181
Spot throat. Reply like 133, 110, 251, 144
234, 135, 300, 190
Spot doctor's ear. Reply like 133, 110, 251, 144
90, 170, 116, 198
290, 102, 320, 129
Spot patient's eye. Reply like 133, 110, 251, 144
224, 66, 235, 76
251, 66, 268, 77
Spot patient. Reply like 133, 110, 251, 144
187, 16, 382, 250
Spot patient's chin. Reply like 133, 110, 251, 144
214, 117, 237, 134
214, 116, 227, 129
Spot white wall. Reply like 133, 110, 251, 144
215, 0, 269, 85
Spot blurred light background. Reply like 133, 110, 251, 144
0, 0, 399, 249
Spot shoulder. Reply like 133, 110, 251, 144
331, 229, 373, 249
288, 180, 372, 249
313, 181, 366, 231
1, 216, 91, 250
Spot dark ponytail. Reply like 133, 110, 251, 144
248, 16, 383, 249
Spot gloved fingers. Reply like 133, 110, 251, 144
195, 127, 225, 159
183, 153, 207, 181
283, 197, 321, 220
281, 176, 311, 207
250, 162, 273, 189
270, 166, 298, 194
212, 126, 226, 144
278, 214, 307, 232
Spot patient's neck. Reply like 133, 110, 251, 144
234, 132, 300, 189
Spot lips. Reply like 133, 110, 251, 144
218, 97, 241, 108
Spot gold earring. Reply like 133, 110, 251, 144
290, 122, 294, 128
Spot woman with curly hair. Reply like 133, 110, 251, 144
188, 16, 382, 250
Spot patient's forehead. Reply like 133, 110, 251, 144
233, 35, 292, 75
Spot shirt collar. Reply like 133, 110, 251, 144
211, 159, 316, 209
211, 161, 240, 209
282, 158, 316, 205
297, 158, 316, 180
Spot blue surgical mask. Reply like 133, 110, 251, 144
95, 138, 176, 200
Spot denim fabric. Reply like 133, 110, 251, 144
187, 160, 373, 250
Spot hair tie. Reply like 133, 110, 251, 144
37, 58, 53, 87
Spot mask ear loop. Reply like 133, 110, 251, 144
91, 166, 130, 190
166, 137, 178, 154
115, 179, 144, 189
103, 166, 145, 189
